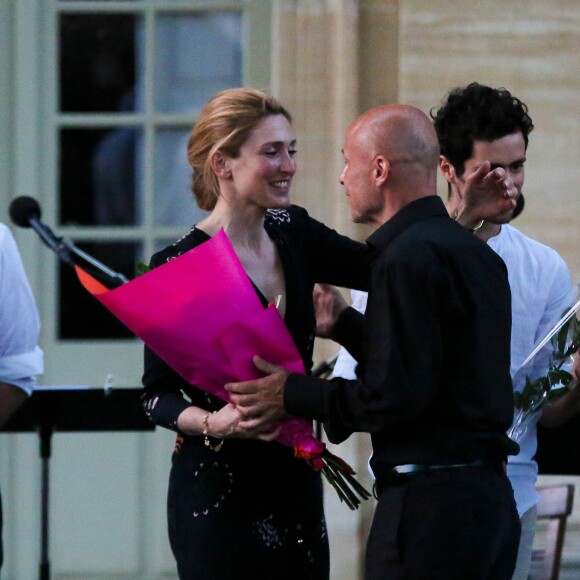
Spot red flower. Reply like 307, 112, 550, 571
293, 437, 325, 460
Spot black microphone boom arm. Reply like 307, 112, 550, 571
9, 196, 128, 288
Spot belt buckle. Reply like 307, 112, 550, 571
393, 464, 422, 475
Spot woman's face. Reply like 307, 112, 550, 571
224, 114, 297, 209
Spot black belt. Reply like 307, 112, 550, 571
373, 459, 506, 498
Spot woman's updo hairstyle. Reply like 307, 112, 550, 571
187, 88, 292, 211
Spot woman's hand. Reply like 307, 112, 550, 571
211, 403, 280, 441
176, 403, 279, 442
313, 283, 348, 338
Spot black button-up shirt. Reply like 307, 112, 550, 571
285, 196, 519, 472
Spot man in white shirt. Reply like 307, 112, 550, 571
432, 83, 580, 580
0, 223, 44, 569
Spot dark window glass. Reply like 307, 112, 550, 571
59, 241, 141, 339
59, 128, 140, 226
59, 14, 137, 113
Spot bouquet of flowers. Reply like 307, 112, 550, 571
509, 285, 580, 443
76, 229, 370, 509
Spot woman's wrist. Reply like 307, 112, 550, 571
175, 406, 209, 436
203, 411, 224, 452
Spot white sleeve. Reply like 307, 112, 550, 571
331, 290, 368, 380
535, 257, 573, 344
0, 224, 44, 395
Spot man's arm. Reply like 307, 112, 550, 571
227, 245, 447, 440
0, 225, 43, 427
0, 382, 28, 428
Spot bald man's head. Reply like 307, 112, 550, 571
340, 104, 440, 226
349, 105, 440, 171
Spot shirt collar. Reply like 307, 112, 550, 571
366, 195, 448, 250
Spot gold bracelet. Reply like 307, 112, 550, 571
202, 412, 224, 453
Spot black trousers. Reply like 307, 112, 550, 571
365, 463, 520, 580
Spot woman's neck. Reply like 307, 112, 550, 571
196, 199, 268, 250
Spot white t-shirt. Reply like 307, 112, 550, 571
332, 224, 573, 517
489, 224, 572, 516
0, 224, 43, 394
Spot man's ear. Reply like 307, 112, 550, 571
438, 155, 456, 183
373, 155, 390, 185
210, 151, 231, 179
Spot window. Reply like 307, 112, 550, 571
26, 0, 271, 386
57, 3, 246, 339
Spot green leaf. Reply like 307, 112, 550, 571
515, 305, 580, 416
571, 315, 580, 346
547, 369, 573, 390
552, 311, 580, 358
519, 375, 548, 411
135, 261, 151, 277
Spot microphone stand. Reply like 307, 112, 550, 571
1, 388, 155, 580
11, 207, 130, 579
39, 414, 52, 580
27, 215, 128, 288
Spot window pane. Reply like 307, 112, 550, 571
59, 242, 140, 339
154, 12, 242, 114
153, 129, 207, 227
60, 128, 141, 226
60, 14, 138, 113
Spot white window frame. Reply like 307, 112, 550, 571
15, 0, 272, 389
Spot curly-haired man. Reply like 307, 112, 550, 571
433, 82, 577, 580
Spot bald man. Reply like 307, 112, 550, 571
227, 105, 521, 579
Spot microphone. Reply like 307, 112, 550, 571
9, 196, 74, 264
9, 195, 42, 228
9, 196, 128, 288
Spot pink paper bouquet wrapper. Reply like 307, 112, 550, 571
219, 311, 317, 451
76, 230, 370, 508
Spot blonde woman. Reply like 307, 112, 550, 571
141, 88, 369, 579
